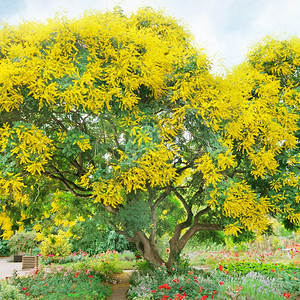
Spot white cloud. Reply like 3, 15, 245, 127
253, 0, 300, 35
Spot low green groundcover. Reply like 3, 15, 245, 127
9, 266, 112, 299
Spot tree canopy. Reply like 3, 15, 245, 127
0, 7, 299, 266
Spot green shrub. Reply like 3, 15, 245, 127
10, 265, 111, 299
71, 226, 135, 254
0, 239, 9, 256
127, 266, 220, 300
0, 280, 25, 300
8, 231, 38, 254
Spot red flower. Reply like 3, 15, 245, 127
219, 281, 224, 285
219, 265, 224, 271
159, 283, 171, 290
88, 275, 93, 278
271, 269, 275, 272
25, 292, 30, 296
174, 294, 185, 300
173, 278, 179, 283
44, 284, 48, 286
225, 270, 229, 274
152, 290, 157, 293
283, 293, 291, 298
200, 296, 208, 300
22, 287, 28, 291
213, 291, 217, 294
75, 272, 79, 278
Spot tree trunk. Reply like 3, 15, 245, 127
133, 231, 165, 266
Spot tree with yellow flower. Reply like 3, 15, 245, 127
0, 7, 299, 267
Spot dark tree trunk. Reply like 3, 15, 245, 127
133, 231, 165, 266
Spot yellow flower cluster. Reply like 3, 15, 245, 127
0, 123, 53, 175
223, 181, 272, 234
195, 150, 235, 186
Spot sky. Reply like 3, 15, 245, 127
0, 0, 299, 70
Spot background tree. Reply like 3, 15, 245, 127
0, 7, 299, 267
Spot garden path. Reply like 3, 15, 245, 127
0, 256, 34, 279
107, 270, 133, 300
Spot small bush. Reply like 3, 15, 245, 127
8, 231, 38, 254
0, 239, 10, 256
0, 280, 25, 300
40, 230, 71, 260
10, 265, 111, 299
42, 250, 88, 265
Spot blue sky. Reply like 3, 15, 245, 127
0, 0, 299, 70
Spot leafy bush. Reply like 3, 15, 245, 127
0, 239, 9, 256
119, 250, 136, 261
41, 250, 88, 265
10, 265, 111, 299
8, 231, 39, 254
216, 259, 300, 291
40, 230, 71, 260
0, 280, 25, 300
128, 265, 221, 300
71, 218, 135, 254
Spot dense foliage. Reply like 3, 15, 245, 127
8, 231, 38, 254
0, 6, 299, 266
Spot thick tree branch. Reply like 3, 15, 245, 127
178, 223, 222, 251
194, 206, 211, 223
106, 220, 135, 243
44, 169, 93, 198
152, 185, 171, 209
169, 190, 193, 250
173, 190, 193, 229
